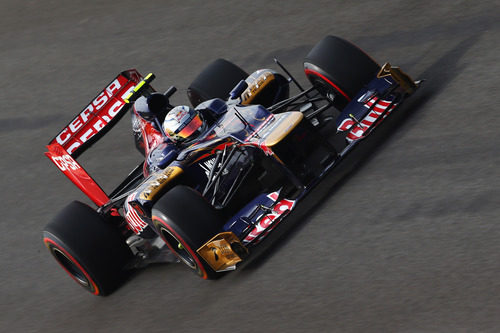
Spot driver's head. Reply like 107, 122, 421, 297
163, 105, 204, 143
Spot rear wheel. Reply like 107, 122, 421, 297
304, 35, 380, 110
43, 201, 133, 296
187, 58, 248, 107
152, 186, 223, 279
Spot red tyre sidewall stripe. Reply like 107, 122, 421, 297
152, 215, 208, 279
304, 68, 352, 101
43, 237, 100, 295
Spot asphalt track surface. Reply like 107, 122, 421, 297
1, 1, 499, 332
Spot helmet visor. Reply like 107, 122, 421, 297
176, 114, 203, 141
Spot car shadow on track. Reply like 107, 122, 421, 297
237, 32, 482, 273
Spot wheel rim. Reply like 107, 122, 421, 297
158, 225, 197, 270
51, 247, 90, 287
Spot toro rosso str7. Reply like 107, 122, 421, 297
43, 36, 420, 295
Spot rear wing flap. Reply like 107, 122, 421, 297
47, 69, 144, 158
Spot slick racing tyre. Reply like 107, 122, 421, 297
43, 201, 133, 296
188, 58, 248, 107
152, 186, 224, 279
304, 35, 380, 110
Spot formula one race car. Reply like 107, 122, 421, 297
43, 36, 420, 295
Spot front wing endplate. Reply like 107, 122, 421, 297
197, 232, 248, 272
377, 62, 417, 94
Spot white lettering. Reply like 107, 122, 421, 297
51, 155, 80, 171
69, 117, 83, 133
107, 100, 123, 118
93, 92, 108, 110
243, 197, 295, 243
67, 142, 81, 155
93, 119, 105, 131
55, 77, 127, 153
106, 79, 122, 96
63, 155, 79, 170
51, 156, 66, 171
120, 85, 135, 100
80, 106, 93, 123
55, 129, 71, 145
80, 128, 95, 143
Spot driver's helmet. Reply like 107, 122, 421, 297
163, 105, 204, 143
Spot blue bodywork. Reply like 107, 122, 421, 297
336, 75, 397, 129
136, 74, 412, 247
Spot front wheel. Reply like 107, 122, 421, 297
43, 201, 133, 296
152, 186, 224, 279
304, 35, 380, 110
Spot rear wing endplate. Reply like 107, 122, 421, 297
45, 69, 157, 206
45, 143, 110, 206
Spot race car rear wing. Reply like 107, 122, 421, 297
45, 70, 156, 206
47, 69, 144, 158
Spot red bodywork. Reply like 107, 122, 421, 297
45, 70, 144, 206
132, 109, 164, 156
